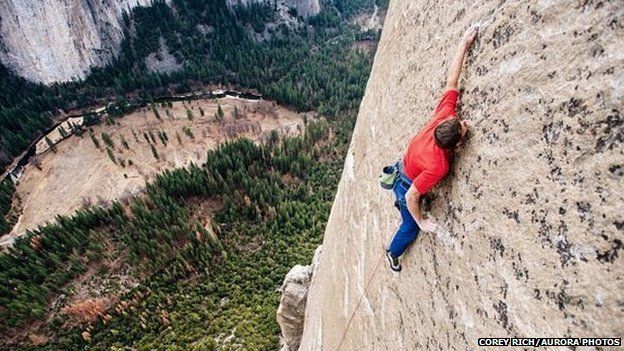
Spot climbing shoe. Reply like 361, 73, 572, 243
385, 250, 401, 272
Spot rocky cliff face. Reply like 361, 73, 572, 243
299, 1, 623, 350
0, 0, 160, 84
226, 0, 320, 18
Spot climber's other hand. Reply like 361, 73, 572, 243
417, 217, 438, 233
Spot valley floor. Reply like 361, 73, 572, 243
3, 97, 307, 242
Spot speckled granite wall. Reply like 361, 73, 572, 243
299, 1, 623, 350
0, 0, 162, 84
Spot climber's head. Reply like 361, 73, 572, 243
434, 117, 468, 149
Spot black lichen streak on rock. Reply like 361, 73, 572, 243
556, 220, 572, 266
596, 239, 623, 263
500, 281, 508, 300
608, 164, 623, 177
512, 252, 529, 282
502, 207, 520, 223
594, 110, 623, 153
493, 300, 509, 329
546, 280, 571, 312
576, 201, 591, 222
490, 237, 505, 259
542, 120, 565, 144
533, 288, 542, 300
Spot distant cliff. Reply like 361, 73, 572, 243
299, 0, 623, 349
0, 0, 319, 84
0, 0, 160, 84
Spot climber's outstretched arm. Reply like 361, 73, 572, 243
445, 25, 478, 91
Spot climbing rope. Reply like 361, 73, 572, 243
334, 251, 386, 351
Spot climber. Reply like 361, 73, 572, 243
385, 25, 478, 272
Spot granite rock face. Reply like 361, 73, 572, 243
300, 1, 623, 350
0, 0, 161, 84
277, 245, 322, 351
226, 0, 320, 18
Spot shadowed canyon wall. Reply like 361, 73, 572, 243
299, 0, 623, 350
0, 0, 318, 84
0, 0, 160, 84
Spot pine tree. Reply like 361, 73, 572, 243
150, 144, 159, 160
44, 136, 57, 153
84, 129, 99, 150
101, 132, 115, 149
217, 105, 224, 121
151, 104, 162, 120
106, 148, 116, 164
121, 134, 130, 149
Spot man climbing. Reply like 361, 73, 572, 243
386, 26, 478, 272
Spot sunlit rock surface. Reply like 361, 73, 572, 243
300, 0, 623, 350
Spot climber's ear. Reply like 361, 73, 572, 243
455, 120, 469, 149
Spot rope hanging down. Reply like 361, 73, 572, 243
334, 252, 386, 351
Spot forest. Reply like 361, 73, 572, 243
0, 0, 384, 349
2, 119, 348, 350
0, 180, 14, 234
0, 0, 381, 173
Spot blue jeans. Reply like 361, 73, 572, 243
388, 164, 421, 258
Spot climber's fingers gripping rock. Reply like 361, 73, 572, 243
462, 24, 478, 49
417, 217, 438, 233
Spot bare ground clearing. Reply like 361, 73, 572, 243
3, 97, 307, 242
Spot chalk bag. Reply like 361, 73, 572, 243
379, 165, 398, 190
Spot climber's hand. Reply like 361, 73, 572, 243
417, 217, 438, 233
462, 25, 478, 49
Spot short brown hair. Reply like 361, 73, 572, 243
434, 118, 462, 149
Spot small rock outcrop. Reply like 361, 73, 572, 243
277, 245, 322, 351
0, 0, 164, 84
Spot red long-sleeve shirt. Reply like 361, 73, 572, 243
402, 89, 458, 194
